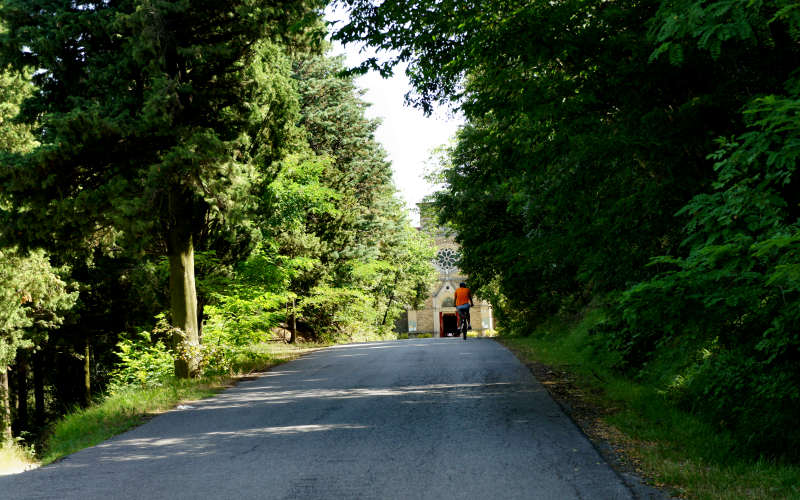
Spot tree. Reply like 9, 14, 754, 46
237, 51, 439, 341
0, 0, 321, 377
289, 52, 436, 338
600, 1, 800, 456
0, 56, 79, 439
291, 53, 395, 281
375, 219, 438, 326
0, 249, 76, 439
334, 0, 799, 316
0, 63, 35, 154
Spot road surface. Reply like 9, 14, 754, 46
0, 338, 666, 499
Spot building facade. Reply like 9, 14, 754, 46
403, 209, 495, 337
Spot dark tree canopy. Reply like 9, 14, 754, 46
0, 0, 324, 376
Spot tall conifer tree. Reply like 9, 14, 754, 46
0, 0, 321, 376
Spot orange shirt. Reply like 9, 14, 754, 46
454, 287, 471, 306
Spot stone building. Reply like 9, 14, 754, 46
402, 206, 495, 337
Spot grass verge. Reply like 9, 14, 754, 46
36, 342, 319, 468
497, 310, 800, 500
39, 376, 228, 466
0, 440, 36, 475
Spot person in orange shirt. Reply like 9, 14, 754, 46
454, 282, 474, 334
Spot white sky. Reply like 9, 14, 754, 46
325, 7, 463, 225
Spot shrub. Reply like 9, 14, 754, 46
595, 94, 800, 458
201, 291, 285, 374
299, 286, 379, 343
107, 328, 174, 394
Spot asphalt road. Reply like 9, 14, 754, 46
0, 338, 665, 499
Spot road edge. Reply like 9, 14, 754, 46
494, 338, 676, 500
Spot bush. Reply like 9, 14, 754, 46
201, 290, 285, 375
677, 352, 800, 454
593, 93, 800, 458
107, 329, 174, 394
299, 286, 383, 343
596, 277, 800, 458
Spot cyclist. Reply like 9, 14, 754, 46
454, 282, 474, 339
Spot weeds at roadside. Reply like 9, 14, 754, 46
0, 439, 36, 476
39, 376, 228, 466
498, 312, 800, 500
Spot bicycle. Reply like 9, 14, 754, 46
457, 310, 469, 340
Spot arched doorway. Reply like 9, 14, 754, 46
439, 312, 458, 337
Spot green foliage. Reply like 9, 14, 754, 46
0, 1, 431, 448
649, 0, 800, 62
107, 329, 174, 394
592, 8, 800, 458
0, 0, 317, 254
108, 297, 283, 389
0, 64, 36, 154
338, 0, 791, 321
205, 293, 285, 347
0, 60, 76, 371
335, 0, 800, 458
0, 249, 77, 366
299, 286, 377, 342
201, 259, 289, 374
0, 0, 325, 380
601, 87, 800, 457
499, 311, 800, 499
248, 51, 438, 340
95, 42, 436, 387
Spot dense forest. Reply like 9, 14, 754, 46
335, 0, 800, 459
0, 1, 435, 444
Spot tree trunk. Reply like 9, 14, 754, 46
83, 341, 91, 407
15, 352, 28, 433
197, 299, 205, 344
167, 193, 200, 378
381, 295, 394, 326
289, 298, 296, 344
0, 367, 11, 441
33, 351, 45, 428
381, 273, 401, 326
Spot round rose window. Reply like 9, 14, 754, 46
436, 248, 460, 272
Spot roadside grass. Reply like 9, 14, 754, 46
498, 311, 800, 500
0, 440, 36, 475
39, 376, 228, 466
233, 341, 322, 373
36, 342, 319, 467
397, 333, 433, 339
